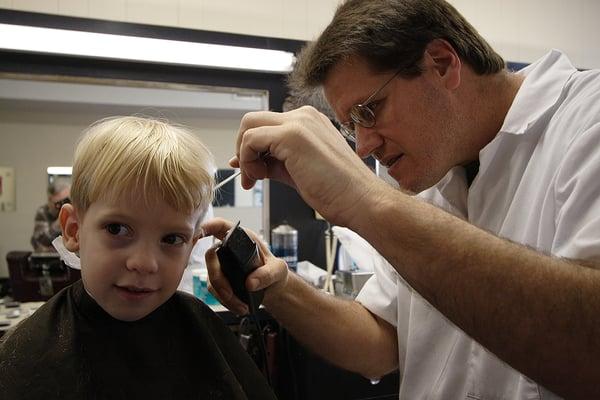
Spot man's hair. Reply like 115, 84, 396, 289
48, 176, 71, 196
71, 116, 215, 219
289, 0, 505, 96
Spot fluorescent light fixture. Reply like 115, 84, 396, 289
0, 23, 295, 73
47, 167, 73, 175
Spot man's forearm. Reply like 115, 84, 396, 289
264, 273, 398, 378
351, 183, 600, 399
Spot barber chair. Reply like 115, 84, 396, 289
6, 251, 81, 302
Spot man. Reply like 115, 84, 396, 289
204, 1, 600, 398
31, 176, 71, 252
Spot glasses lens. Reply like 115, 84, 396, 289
351, 104, 376, 128
54, 197, 71, 210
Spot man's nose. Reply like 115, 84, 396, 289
125, 243, 159, 274
354, 126, 384, 159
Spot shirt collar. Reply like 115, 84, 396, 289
499, 49, 577, 135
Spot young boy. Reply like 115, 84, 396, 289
0, 116, 276, 400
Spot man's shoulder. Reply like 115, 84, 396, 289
555, 68, 600, 130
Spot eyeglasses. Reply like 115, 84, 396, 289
339, 69, 402, 143
54, 197, 71, 210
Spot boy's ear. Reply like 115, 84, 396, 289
59, 204, 80, 252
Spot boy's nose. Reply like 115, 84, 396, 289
126, 244, 159, 274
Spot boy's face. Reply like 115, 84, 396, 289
60, 193, 203, 321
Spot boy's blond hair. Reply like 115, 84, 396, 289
71, 116, 215, 221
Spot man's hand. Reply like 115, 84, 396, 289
201, 217, 289, 315
232, 106, 382, 227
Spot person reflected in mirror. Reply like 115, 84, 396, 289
30, 176, 71, 252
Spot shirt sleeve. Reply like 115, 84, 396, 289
355, 252, 400, 327
553, 123, 600, 260
355, 168, 469, 326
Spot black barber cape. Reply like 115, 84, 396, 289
0, 280, 276, 400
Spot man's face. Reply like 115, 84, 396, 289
69, 193, 202, 321
48, 187, 70, 217
323, 56, 463, 193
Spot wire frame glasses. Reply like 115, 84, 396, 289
339, 69, 402, 142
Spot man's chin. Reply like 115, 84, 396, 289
395, 176, 439, 195
383, 164, 442, 194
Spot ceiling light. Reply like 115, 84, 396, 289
47, 167, 72, 175
0, 23, 295, 73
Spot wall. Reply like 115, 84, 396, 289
448, 0, 600, 69
0, 101, 250, 277
0, 0, 341, 41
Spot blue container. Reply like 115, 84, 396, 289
192, 269, 220, 306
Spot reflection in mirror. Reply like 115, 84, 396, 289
0, 73, 269, 277
213, 169, 263, 238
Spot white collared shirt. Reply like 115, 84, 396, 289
357, 50, 600, 399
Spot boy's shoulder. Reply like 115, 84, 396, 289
0, 283, 79, 398
0, 282, 75, 351
168, 290, 227, 332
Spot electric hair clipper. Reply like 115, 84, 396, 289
216, 221, 265, 308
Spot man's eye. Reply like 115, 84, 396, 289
106, 223, 129, 236
366, 100, 379, 112
162, 234, 185, 246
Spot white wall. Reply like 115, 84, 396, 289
0, 0, 341, 41
448, 0, 600, 69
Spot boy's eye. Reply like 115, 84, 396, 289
106, 223, 130, 236
162, 234, 185, 246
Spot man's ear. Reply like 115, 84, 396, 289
59, 204, 80, 252
423, 38, 461, 90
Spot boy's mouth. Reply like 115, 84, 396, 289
115, 285, 156, 298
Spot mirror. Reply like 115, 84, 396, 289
0, 73, 269, 277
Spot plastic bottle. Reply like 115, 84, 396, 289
271, 223, 298, 272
